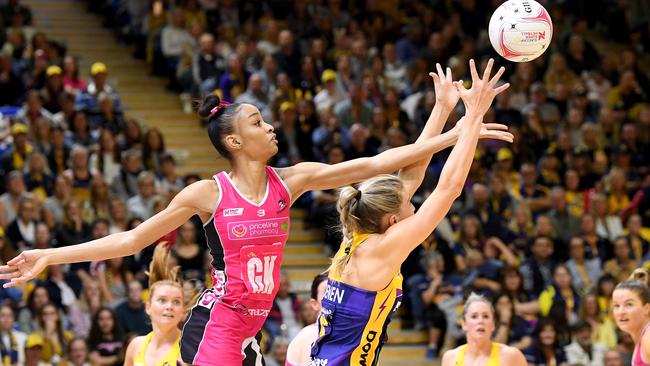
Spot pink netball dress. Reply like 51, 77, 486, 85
180, 166, 291, 365
633, 323, 650, 366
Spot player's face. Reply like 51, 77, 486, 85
233, 104, 278, 160
462, 302, 495, 340
613, 289, 650, 333
147, 284, 184, 330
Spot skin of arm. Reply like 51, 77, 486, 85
0, 180, 216, 287
123, 336, 145, 366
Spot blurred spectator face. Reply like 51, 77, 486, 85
34, 223, 50, 249
503, 269, 522, 292
349, 124, 368, 148
581, 123, 598, 147
619, 70, 636, 91
97, 309, 115, 334
489, 176, 505, 196
639, 108, 650, 128
52, 128, 65, 148
622, 123, 637, 145
109, 198, 127, 220
248, 74, 263, 95
569, 237, 585, 260
33, 287, 49, 310
550, 188, 566, 211
461, 217, 480, 240
277, 274, 290, 299
278, 30, 293, 51
146, 129, 163, 151
327, 146, 345, 164
371, 107, 387, 131
382, 43, 397, 63
568, 35, 585, 54
272, 339, 289, 364
385, 127, 406, 148
351, 38, 366, 58
68, 339, 88, 366
613, 238, 632, 261
580, 214, 596, 233
591, 194, 608, 217
471, 183, 488, 206
567, 107, 584, 128
604, 350, 623, 366
627, 214, 642, 234
71, 146, 89, 169
535, 216, 554, 236
100, 130, 116, 152
138, 176, 155, 198
575, 324, 593, 348
161, 158, 176, 177
53, 175, 70, 198
73, 112, 88, 133
311, 39, 324, 58
63, 56, 77, 76
550, 53, 567, 72
0, 306, 14, 331
520, 164, 537, 186
127, 281, 143, 305
18, 198, 36, 222
199, 33, 215, 54
171, 8, 185, 28
179, 222, 195, 244
539, 324, 557, 347
565, 170, 580, 191
277, 72, 290, 90
124, 153, 142, 173
6, 174, 25, 195
92, 220, 109, 239
553, 265, 572, 289
337, 55, 351, 75
532, 237, 552, 260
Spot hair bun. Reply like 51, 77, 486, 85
630, 268, 649, 284
197, 94, 222, 119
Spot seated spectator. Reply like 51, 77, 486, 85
0, 51, 24, 106
538, 264, 581, 325
579, 292, 617, 349
41, 65, 65, 113
15, 90, 55, 129
55, 198, 92, 249
66, 111, 96, 147
46, 126, 71, 175
189, 32, 224, 98
333, 82, 373, 129
26, 302, 74, 365
23, 151, 55, 201
564, 320, 607, 366
603, 236, 638, 282
67, 279, 104, 338
1, 123, 33, 175
95, 92, 125, 134
520, 236, 556, 296
273, 101, 314, 166
114, 281, 151, 336
89, 130, 121, 185
264, 337, 289, 366
126, 171, 157, 220
141, 128, 166, 173
580, 214, 612, 263
627, 214, 649, 261
566, 236, 602, 292
156, 153, 183, 195
592, 193, 624, 243
265, 272, 303, 340
5, 195, 37, 250
492, 293, 532, 351
63, 145, 99, 203
42, 175, 71, 229
160, 8, 195, 80
313, 69, 346, 114
172, 221, 204, 280
235, 73, 272, 122
110, 149, 142, 202
87, 307, 123, 366
219, 53, 249, 103
61, 55, 87, 94
524, 318, 569, 366
548, 186, 581, 247
0, 171, 27, 228
63, 338, 91, 366
544, 53, 580, 92
75, 62, 124, 126
96, 256, 131, 306
0, 304, 27, 365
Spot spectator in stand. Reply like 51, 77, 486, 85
75, 62, 123, 126
0, 304, 27, 365
61, 55, 86, 95
114, 281, 150, 336
87, 307, 123, 366
264, 272, 303, 340
564, 320, 607, 366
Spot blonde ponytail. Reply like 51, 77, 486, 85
615, 267, 650, 304
147, 243, 183, 302
327, 175, 403, 279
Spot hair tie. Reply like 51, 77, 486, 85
344, 246, 351, 255
210, 101, 231, 117
355, 190, 362, 201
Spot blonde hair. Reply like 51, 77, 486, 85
327, 174, 403, 278
147, 243, 183, 301
614, 268, 650, 304
462, 292, 495, 321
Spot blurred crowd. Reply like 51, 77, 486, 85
0, 0, 649, 364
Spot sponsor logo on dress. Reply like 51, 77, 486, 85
227, 218, 290, 240
223, 208, 244, 217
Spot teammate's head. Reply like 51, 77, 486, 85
612, 268, 650, 334
146, 243, 185, 331
461, 292, 495, 340
198, 94, 277, 162
328, 174, 410, 278
309, 272, 329, 313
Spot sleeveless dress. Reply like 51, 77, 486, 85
180, 167, 292, 366
311, 233, 403, 366
455, 343, 500, 366
134, 332, 181, 366
633, 323, 650, 366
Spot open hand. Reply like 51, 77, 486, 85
0, 250, 49, 288
429, 63, 460, 111
455, 58, 509, 117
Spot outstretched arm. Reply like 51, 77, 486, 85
0, 180, 217, 288
379, 59, 510, 266
399, 64, 458, 197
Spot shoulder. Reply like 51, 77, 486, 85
126, 335, 146, 354
500, 344, 527, 365
441, 346, 461, 366
173, 179, 219, 210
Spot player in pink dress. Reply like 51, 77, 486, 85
613, 268, 650, 366
0, 61, 512, 365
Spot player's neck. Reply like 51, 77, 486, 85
151, 326, 181, 346
466, 337, 492, 357
229, 161, 268, 198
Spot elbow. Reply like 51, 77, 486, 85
436, 182, 463, 200
118, 231, 139, 256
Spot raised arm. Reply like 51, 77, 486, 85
379, 59, 509, 266
278, 129, 459, 201
399, 64, 458, 197
0, 180, 218, 288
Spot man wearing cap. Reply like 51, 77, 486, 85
41, 65, 65, 113
0, 123, 32, 176
75, 62, 123, 127
314, 69, 346, 114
